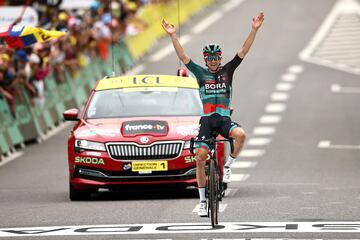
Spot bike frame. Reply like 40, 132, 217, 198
190, 136, 234, 227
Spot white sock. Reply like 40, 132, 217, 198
225, 155, 236, 168
198, 187, 206, 202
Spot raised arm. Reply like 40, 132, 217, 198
161, 19, 190, 64
238, 12, 265, 59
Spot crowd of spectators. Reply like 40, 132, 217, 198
0, 0, 149, 118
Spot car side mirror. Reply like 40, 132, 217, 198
230, 107, 234, 116
63, 108, 80, 121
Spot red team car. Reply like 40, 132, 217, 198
63, 75, 227, 200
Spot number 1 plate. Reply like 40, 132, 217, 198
132, 161, 168, 172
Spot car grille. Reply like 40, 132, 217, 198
106, 141, 184, 160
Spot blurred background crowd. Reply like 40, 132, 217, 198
0, 0, 151, 117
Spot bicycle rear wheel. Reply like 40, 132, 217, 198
208, 159, 219, 227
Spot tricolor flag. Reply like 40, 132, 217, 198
0, 25, 66, 48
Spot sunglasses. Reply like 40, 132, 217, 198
204, 55, 222, 61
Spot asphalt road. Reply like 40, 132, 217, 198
1, 0, 360, 239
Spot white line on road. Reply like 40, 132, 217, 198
276, 83, 293, 91
271, 92, 289, 101
239, 149, 265, 157
300, 0, 360, 60
318, 140, 360, 149
259, 115, 282, 124
331, 84, 360, 94
247, 137, 272, 146
253, 126, 276, 135
192, 11, 223, 34
301, 192, 317, 195
281, 73, 297, 82
221, 0, 245, 12
288, 65, 304, 74
265, 103, 286, 113
2, 222, 360, 236
224, 188, 238, 197
230, 173, 250, 181
149, 35, 191, 62
0, 151, 24, 168
42, 122, 72, 141
232, 161, 257, 168
299, 0, 360, 75
125, 64, 145, 75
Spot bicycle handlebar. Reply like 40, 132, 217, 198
189, 137, 234, 155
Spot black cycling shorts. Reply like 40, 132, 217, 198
195, 113, 241, 149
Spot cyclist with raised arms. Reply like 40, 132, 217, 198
162, 12, 264, 217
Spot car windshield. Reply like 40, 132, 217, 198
85, 87, 203, 118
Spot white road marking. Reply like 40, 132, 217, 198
329, 201, 345, 205
276, 83, 293, 91
224, 188, 238, 197
1, 122, 72, 168
301, 207, 319, 210
331, 84, 360, 94
301, 192, 316, 195
192, 11, 223, 34
318, 140, 360, 149
259, 114, 282, 124
239, 149, 265, 157
192, 204, 227, 213
276, 196, 291, 199
271, 92, 289, 101
281, 73, 297, 82
300, 0, 360, 59
125, 64, 145, 75
221, 0, 245, 12
288, 65, 304, 74
247, 137, 272, 146
232, 161, 257, 168
265, 103, 286, 113
149, 35, 191, 62
299, 0, 360, 75
2, 222, 360, 236
230, 173, 250, 181
42, 122, 72, 141
0, 151, 24, 168
253, 126, 276, 135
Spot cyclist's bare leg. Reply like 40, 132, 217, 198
230, 127, 246, 158
223, 127, 246, 184
195, 147, 208, 187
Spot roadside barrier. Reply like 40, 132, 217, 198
125, 0, 214, 61
0, 39, 134, 160
0, 0, 215, 162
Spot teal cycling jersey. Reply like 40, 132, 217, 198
185, 54, 242, 116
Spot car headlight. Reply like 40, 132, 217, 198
183, 140, 191, 149
75, 139, 106, 151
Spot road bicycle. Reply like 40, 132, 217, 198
190, 135, 234, 227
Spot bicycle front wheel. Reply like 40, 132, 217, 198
208, 159, 219, 227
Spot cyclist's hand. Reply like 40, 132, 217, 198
252, 11, 264, 30
162, 19, 176, 36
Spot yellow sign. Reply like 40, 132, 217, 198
132, 161, 168, 172
96, 75, 199, 91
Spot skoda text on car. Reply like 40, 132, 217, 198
63, 75, 226, 200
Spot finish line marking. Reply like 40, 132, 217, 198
0, 222, 359, 237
